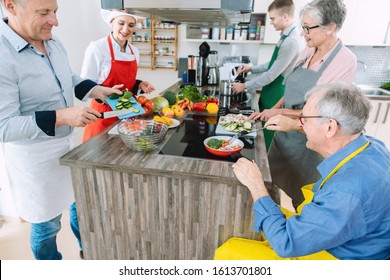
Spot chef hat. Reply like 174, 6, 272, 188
100, 9, 140, 26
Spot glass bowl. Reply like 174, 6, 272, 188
118, 119, 168, 152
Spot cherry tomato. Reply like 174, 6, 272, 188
144, 100, 155, 111
137, 96, 147, 105
141, 106, 152, 117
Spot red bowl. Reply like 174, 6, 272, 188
203, 136, 244, 157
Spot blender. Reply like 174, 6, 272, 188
207, 51, 218, 85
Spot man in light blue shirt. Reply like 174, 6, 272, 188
216, 82, 390, 259
0, 0, 122, 260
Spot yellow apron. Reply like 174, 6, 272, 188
214, 141, 370, 260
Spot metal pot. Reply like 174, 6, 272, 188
219, 80, 246, 108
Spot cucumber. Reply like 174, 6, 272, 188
243, 121, 253, 130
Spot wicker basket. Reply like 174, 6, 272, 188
118, 120, 168, 152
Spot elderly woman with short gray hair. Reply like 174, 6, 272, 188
249, 0, 357, 208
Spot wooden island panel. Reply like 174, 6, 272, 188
71, 166, 260, 259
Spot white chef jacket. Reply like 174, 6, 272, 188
80, 33, 140, 83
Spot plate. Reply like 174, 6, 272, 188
203, 136, 244, 157
168, 118, 180, 129
105, 96, 145, 119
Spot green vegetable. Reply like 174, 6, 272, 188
380, 82, 390, 90
207, 139, 223, 149
109, 93, 120, 99
122, 90, 132, 99
178, 85, 201, 102
151, 96, 170, 112
162, 91, 177, 105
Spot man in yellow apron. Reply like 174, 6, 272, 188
232, 0, 305, 150
215, 83, 390, 260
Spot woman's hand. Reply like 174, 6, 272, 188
232, 158, 269, 201
139, 81, 155, 94
248, 108, 283, 122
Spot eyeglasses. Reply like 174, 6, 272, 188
299, 114, 339, 126
301, 24, 320, 34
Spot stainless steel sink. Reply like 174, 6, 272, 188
357, 85, 390, 99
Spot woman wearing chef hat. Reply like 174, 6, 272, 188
81, 9, 155, 142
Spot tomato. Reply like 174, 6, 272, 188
206, 97, 219, 106
141, 106, 152, 117
144, 100, 154, 111
137, 95, 147, 105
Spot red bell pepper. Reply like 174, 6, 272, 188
193, 102, 207, 112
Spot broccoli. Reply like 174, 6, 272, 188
207, 139, 223, 149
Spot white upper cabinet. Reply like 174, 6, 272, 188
339, 0, 390, 46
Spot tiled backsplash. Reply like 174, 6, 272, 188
348, 46, 390, 87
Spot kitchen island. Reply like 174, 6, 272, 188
60, 82, 276, 260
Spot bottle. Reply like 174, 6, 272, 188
255, 20, 261, 40
182, 71, 188, 83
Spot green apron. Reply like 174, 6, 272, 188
258, 28, 295, 150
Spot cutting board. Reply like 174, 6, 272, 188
105, 96, 145, 119
215, 120, 257, 137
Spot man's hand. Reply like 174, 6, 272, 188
231, 82, 246, 94
265, 115, 303, 132
232, 158, 269, 201
237, 65, 252, 74
55, 106, 101, 128
90, 84, 123, 101
139, 81, 155, 94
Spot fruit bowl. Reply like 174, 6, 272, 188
203, 136, 244, 157
118, 120, 168, 152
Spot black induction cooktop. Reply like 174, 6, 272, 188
158, 113, 255, 163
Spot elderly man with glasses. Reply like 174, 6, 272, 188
215, 82, 390, 260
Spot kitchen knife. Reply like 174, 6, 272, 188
99, 109, 139, 119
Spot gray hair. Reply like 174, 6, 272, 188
300, 0, 347, 32
305, 82, 371, 136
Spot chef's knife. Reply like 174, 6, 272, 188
99, 109, 138, 119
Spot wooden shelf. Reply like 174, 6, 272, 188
153, 41, 176, 44
151, 18, 178, 71
133, 18, 178, 70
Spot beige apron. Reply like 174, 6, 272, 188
214, 140, 370, 260
4, 136, 75, 223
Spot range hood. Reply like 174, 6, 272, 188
101, 0, 254, 26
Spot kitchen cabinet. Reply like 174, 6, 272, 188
336, 0, 390, 46
365, 98, 390, 148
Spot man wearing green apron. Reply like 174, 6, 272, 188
232, 0, 304, 150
